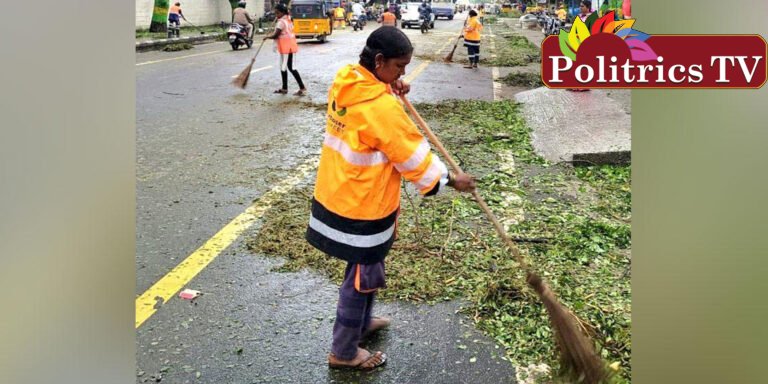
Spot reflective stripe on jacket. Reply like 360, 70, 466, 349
464, 16, 482, 41
306, 64, 448, 264
276, 15, 298, 54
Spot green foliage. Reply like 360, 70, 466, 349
499, 72, 543, 88
247, 100, 631, 382
162, 43, 194, 51
483, 30, 541, 67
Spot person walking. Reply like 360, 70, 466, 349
463, 9, 483, 69
334, 5, 347, 29
307, 27, 476, 370
263, 3, 308, 96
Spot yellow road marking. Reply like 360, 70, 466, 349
136, 49, 229, 66
435, 36, 455, 55
230, 65, 273, 78
135, 156, 319, 328
404, 33, 459, 84
404, 60, 430, 83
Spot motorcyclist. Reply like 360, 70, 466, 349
352, 0, 366, 22
232, 1, 255, 39
418, 1, 432, 28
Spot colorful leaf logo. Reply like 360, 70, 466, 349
556, 12, 658, 62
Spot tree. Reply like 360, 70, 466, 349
149, 0, 170, 32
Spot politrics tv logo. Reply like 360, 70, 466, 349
541, 11, 767, 88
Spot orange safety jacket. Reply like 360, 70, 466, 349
276, 15, 298, 54
464, 16, 482, 41
169, 4, 182, 15
306, 64, 448, 264
381, 11, 396, 26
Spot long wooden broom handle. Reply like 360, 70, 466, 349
453, 18, 468, 45
400, 95, 529, 270
250, 38, 266, 62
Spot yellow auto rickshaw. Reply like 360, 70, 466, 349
291, 0, 333, 42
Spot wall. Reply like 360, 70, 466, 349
136, 0, 265, 29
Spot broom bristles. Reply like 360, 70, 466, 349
527, 272, 610, 384
232, 59, 254, 89
444, 46, 456, 62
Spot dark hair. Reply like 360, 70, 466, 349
469, 9, 477, 17
274, 3, 288, 14
580, 1, 591, 8
359, 27, 413, 72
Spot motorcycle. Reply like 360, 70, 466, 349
419, 15, 429, 34
227, 23, 252, 51
351, 15, 365, 31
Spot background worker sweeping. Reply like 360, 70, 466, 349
306, 27, 476, 370
263, 3, 308, 96
167, 2, 185, 37
463, 9, 483, 69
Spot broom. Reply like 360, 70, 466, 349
444, 18, 468, 62
400, 95, 609, 384
232, 39, 267, 89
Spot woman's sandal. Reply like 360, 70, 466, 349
273, 89, 288, 94
328, 351, 387, 371
293, 89, 307, 96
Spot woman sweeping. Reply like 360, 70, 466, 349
306, 27, 476, 370
463, 9, 483, 69
263, 3, 308, 96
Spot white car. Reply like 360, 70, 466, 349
400, 2, 435, 29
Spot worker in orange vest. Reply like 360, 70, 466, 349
309, 27, 475, 371
463, 9, 483, 69
378, 9, 396, 27
168, 2, 186, 37
263, 3, 307, 96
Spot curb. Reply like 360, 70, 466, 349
136, 33, 224, 52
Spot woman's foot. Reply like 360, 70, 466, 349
362, 316, 391, 339
293, 88, 307, 96
328, 347, 387, 370
273, 88, 288, 94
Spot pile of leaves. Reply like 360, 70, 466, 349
247, 100, 631, 382
484, 32, 541, 67
500, 71, 543, 88
162, 43, 194, 52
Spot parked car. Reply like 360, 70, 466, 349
432, 2, 455, 19
400, 2, 435, 29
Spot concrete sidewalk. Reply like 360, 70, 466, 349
499, 17, 632, 165
136, 33, 225, 52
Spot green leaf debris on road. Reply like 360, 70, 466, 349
247, 100, 631, 382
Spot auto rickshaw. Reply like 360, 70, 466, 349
291, 0, 333, 42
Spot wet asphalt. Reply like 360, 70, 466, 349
136, 13, 515, 383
